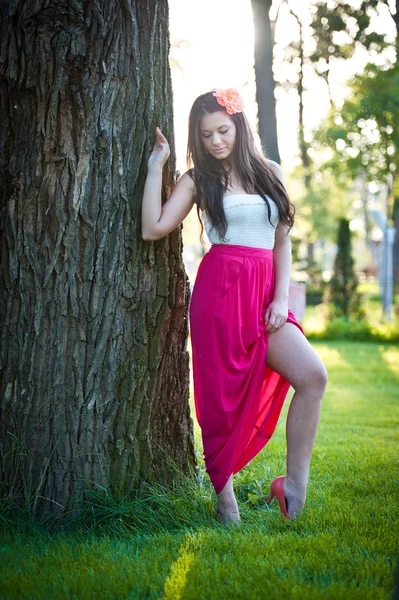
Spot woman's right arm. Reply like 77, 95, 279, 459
141, 127, 195, 241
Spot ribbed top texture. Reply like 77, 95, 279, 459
202, 194, 279, 250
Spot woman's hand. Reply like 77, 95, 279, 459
264, 298, 288, 333
148, 127, 170, 170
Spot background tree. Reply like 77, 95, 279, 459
327, 218, 365, 319
309, 0, 388, 108
316, 62, 398, 186
275, 0, 397, 270
314, 59, 399, 316
388, 0, 399, 297
251, 0, 280, 163
0, 0, 196, 517
309, 0, 399, 296
273, 2, 316, 262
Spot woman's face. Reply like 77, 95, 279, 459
199, 111, 237, 161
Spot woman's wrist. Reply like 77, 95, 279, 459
147, 162, 164, 176
272, 292, 289, 303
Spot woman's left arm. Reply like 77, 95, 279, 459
264, 160, 292, 332
264, 222, 291, 332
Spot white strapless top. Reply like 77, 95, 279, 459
201, 194, 279, 250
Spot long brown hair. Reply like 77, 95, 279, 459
186, 91, 295, 245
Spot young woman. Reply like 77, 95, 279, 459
142, 88, 328, 525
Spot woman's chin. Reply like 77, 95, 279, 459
213, 151, 231, 160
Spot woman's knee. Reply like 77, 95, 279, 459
291, 357, 327, 395
316, 362, 328, 391
302, 361, 328, 394
267, 324, 328, 394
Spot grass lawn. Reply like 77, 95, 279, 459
0, 341, 398, 599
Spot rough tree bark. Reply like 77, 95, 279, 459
251, 0, 280, 164
0, 0, 196, 516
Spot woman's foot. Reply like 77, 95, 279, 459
215, 502, 241, 525
283, 476, 306, 520
216, 474, 241, 524
266, 475, 305, 521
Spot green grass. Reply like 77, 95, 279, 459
1, 342, 398, 599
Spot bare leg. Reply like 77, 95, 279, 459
266, 322, 328, 518
216, 474, 241, 524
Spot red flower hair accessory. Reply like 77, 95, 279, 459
213, 88, 244, 115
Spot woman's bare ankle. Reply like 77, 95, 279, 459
216, 478, 240, 518
217, 497, 239, 512
216, 498, 241, 524
284, 475, 307, 504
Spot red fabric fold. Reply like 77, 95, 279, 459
189, 243, 305, 494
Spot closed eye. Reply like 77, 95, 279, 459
202, 129, 228, 138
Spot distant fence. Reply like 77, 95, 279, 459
288, 281, 306, 322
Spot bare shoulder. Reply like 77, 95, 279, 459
175, 170, 195, 194
177, 169, 195, 184
266, 159, 286, 186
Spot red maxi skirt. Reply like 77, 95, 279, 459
189, 243, 305, 494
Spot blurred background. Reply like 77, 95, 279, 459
168, 0, 399, 336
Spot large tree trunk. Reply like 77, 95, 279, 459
0, 0, 196, 517
251, 0, 281, 164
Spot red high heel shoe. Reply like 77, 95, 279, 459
266, 476, 294, 521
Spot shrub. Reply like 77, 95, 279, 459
326, 218, 366, 320
306, 286, 326, 306
306, 317, 399, 342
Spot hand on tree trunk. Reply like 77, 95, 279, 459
148, 127, 170, 170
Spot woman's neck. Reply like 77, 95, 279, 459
221, 157, 234, 172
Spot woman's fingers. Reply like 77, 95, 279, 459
156, 127, 168, 144
265, 319, 277, 332
152, 128, 168, 148
265, 316, 287, 332
148, 127, 170, 168
265, 309, 277, 331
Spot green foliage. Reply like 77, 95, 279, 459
0, 449, 213, 536
303, 257, 324, 287
326, 218, 366, 320
303, 281, 399, 341
306, 285, 326, 306
309, 1, 388, 69
307, 316, 399, 342
0, 343, 398, 599
299, 168, 352, 243
314, 60, 399, 186
289, 166, 353, 267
